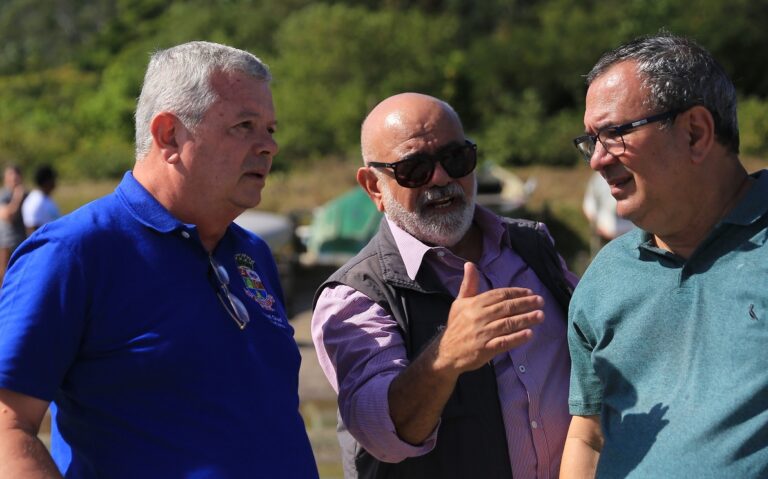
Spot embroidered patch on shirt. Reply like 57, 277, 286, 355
235, 253, 276, 312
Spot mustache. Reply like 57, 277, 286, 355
418, 183, 465, 206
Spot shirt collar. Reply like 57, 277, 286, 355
721, 169, 768, 226
386, 204, 505, 280
115, 171, 188, 234
637, 169, 768, 257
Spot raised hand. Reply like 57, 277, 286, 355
387, 261, 546, 444
434, 262, 544, 375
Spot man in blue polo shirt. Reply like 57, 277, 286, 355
0, 41, 318, 478
561, 32, 768, 478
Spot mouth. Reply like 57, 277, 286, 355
418, 183, 467, 213
425, 196, 456, 209
604, 174, 633, 197
243, 171, 266, 181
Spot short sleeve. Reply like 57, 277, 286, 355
0, 237, 89, 401
567, 293, 604, 416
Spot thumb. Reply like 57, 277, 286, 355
457, 262, 480, 299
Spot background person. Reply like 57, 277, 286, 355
563, 32, 768, 478
312, 92, 577, 478
0, 41, 318, 478
21, 164, 59, 234
582, 170, 634, 256
0, 164, 26, 284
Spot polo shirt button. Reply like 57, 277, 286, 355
518, 365, 526, 373
531, 420, 538, 429
437, 251, 445, 257
181, 231, 190, 239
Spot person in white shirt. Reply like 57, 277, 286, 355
21, 165, 60, 234
582, 171, 633, 255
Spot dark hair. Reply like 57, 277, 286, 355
587, 32, 739, 154
34, 165, 57, 187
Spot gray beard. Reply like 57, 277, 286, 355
381, 180, 476, 247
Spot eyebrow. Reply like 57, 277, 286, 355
592, 120, 621, 132
236, 110, 278, 126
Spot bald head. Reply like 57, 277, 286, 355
361, 93, 464, 165
355, 92, 476, 248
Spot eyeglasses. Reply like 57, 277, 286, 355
209, 256, 250, 330
573, 110, 679, 163
367, 140, 477, 188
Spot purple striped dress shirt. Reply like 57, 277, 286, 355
312, 206, 577, 478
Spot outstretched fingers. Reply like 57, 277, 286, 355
481, 292, 544, 352
484, 309, 544, 352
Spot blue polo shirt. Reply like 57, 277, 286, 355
568, 169, 768, 478
0, 172, 318, 478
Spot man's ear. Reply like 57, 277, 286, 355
150, 112, 183, 164
357, 166, 386, 212
684, 105, 715, 164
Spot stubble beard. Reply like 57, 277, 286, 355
381, 180, 476, 247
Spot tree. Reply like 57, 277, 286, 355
271, 3, 464, 162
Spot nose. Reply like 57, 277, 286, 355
428, 159, 452, 186
589, 141, 616, 171
254, 134, 279, 158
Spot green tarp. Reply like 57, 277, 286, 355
304, 187, 382, 262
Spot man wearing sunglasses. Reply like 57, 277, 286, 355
312, 92, 578, 478
0, 42, 318, 478
562, 33, 768, 478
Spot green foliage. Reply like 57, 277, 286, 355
0, 66, 98, 171
739, 96, 768, 158
476, 90, 581, 166
0, 0, 118, 74
0, 0, 767, 179
271, 3, 463, 161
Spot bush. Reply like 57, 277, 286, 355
475, 89, 581, 167
739, 96, 768, 158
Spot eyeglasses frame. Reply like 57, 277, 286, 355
573, 109, 680, 163
209, 256, 250, 330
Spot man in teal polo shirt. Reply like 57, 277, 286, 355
562, 32, 768, 478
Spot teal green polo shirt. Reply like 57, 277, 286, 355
568, 169, 768, 478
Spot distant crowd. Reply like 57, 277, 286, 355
0, 164, 59, 285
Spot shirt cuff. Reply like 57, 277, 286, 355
345, 372, 439, 463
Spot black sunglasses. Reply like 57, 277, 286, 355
209, 256, 250, 330
367, 140, 477, 188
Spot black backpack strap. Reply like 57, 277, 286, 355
503, 218, 572, 316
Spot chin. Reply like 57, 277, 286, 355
617, 207, 647, 232
234, 196, 261, 210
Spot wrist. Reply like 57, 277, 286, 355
426, 333, 463, 381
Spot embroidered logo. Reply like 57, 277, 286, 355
749, 304, 758, 321
235, 253, 275, 312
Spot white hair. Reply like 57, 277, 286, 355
134, 41, 271, 160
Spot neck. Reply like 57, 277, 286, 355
449, 222, 483, 263
655, 169, 752, 258
133, 160, 235, 253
